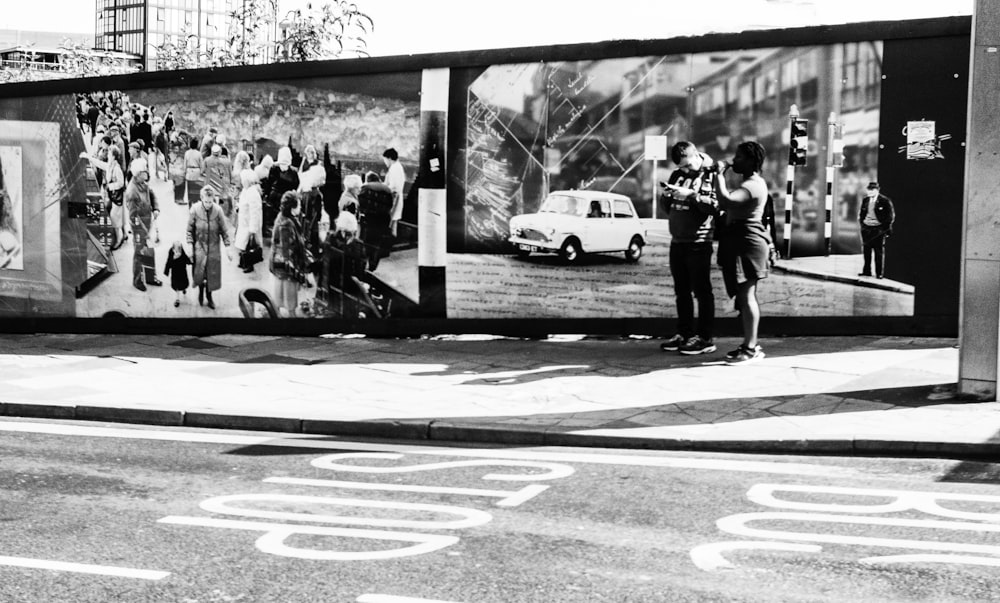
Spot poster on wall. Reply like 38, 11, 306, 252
0, 120, 63, 301
449, 41, 917, 319
43, 73, 424, 320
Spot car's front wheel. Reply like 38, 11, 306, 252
559, 237, 582, 264
624, 236, 643, 262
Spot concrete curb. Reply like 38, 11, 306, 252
4, 403, 1000, 459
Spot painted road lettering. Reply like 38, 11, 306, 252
161, 451, 574, 561
693, 483, 1000, 571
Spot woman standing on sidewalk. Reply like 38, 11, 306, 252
186, 185, 233, 309
714, 141, 772, 364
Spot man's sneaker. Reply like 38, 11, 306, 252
679, 335, 717, 355
725, 344, 765, 364
660, 334, 686, 352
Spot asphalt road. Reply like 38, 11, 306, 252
2, 419, 998, 602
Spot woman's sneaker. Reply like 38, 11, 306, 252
679, 335, 717, 355
725, 344, 765, 364
660, 334, 686, 352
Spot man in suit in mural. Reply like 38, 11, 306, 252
858, 181, 895, 279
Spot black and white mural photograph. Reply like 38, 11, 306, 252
0, 73, 423, 320
446, 42, 918, 319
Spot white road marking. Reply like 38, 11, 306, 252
718, 512, 1000, 556
311, 452, 574, 481
0, 555, 169, 580
198, 493, 493, 529
689, 541, 822, 571
748, 483, 1000, 521
358, 596, 465, 603
860, 554, 1000, 567
265, 477, 549, 507
158, 516, 458, 561
0, 420, 855, 477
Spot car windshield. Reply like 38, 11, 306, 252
539, 194, 587, 217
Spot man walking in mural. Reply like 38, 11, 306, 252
858, 181, 895, 279
124, 158, 162, 291
382, 147, 406, 237
659, 141, 720, 356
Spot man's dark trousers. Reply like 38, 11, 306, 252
670, 241, 715, 339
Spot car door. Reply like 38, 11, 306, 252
583, 198, 616, 251
610, 198, 638, 250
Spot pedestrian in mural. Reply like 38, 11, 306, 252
338, 173, 362, 217
382, 147, 406, 237
204, 144, 234, 218
298, 164, 327, 284
81, 138, 130, 250
714, 140, 773, 364
263, 146, 300, 239
858, 181, 895, 279
184, 137, 205, 207
299, 144, 319, 173
234, 169, 264, 274
658, 141, 720, 356
186, 185, 233, 310
124, 158, 162, 292
269, 191, 309, 318
359, 171, 394, 270
163, 240, 192, 308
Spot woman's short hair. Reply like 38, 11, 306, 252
200, 185, 218, 200
279, 190, 299, 216
239, 168, 258, 189
189, 137, 199, 150
343, 173, 362, 190
738, 141, 766, 173
335, 211, 359, 234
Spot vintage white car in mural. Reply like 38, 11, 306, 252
508, 190, 646, 263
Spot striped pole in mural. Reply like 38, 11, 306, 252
824, 165, 834, 255
417, 68, 449, 317
784, 164, 794, 260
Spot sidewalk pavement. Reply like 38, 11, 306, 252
1, 332, 997, 457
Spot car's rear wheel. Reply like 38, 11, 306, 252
624, 236, 643, 262
559, 238, 582, 264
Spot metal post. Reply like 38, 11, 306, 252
784, 104, 799, 260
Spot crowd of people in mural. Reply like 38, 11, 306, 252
76, 91, 407, 318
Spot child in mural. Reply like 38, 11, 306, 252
164, 240, 192, 307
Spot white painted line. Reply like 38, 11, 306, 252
264, 477, 549, 508
860, 554, 1000, 567
198, 493, 493, 529
358, 596, 465, 603
689, 541, 821, 571
0, 555, 169, 580
0, 420, 856, 477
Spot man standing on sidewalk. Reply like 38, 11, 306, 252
659, 141, 720, 355
858, 181, 895, 279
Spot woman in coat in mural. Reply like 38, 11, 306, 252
124, 158, 161, 292
184, 137, 205, 208
234, 169, 264, 274
263, 147, 299, 238
186, 185, 233, 310
269, 191, 308, 318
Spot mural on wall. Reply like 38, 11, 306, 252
0, 73, 423, 319
449, 41, 918, 319
0, 119, 67, 305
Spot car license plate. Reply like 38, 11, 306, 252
518, 244, 536, 251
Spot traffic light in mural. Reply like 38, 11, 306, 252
788, 118, 808, 166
